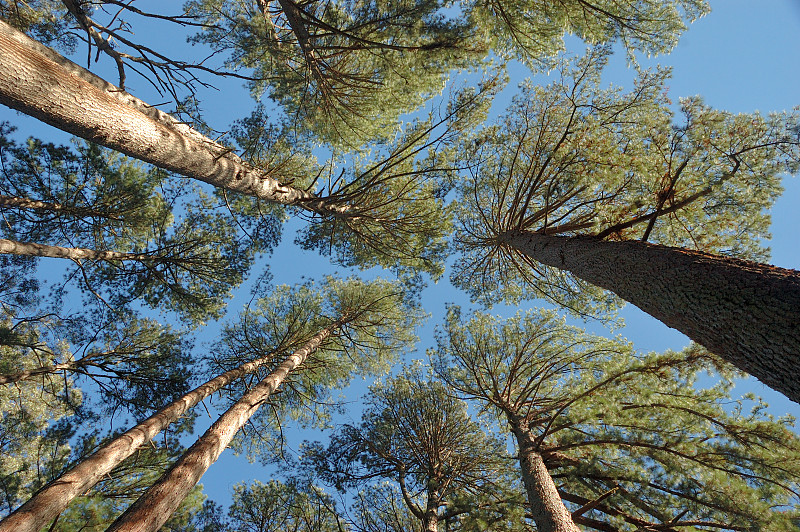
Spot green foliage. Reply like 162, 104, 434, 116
0, 0, 75, 51
464, 0, 709, 64
296, 111, 458, 279
433, 307, 800, 531
186, 0, 483, 147
452, 48, 800, 314
227, 479, 343, 532
2, 4, 800, 530
0, 125, 280, 323
213, 276, 425, 462
0, 342, 79, 513
351, 482, 421, 532
306, 365, 525, 529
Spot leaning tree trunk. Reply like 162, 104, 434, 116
508, 417, 579, 532
105, 323, 340, 532
500, 230, 800, 403
0, 20, 341, 215
0, 358, 95, 385
0, 237, 157, 262
0, 346, 294, 532
0, 193, 119, 220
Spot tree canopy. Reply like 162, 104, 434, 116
0, 1, 798, 531
434, 308, 800, 531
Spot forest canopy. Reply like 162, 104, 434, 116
0, 1, 798, 531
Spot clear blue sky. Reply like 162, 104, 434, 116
1, 0, 799, 512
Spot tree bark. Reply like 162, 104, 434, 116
0, 194, 120, 220
105, 323, 339, 532
422, 488, 440, 532
500, 230, 800, 403
0, 20, 341, 214
0, 237, 155, 262
508, 417, 579, 532
0, 347, 289, 532
0, 359, 93, 385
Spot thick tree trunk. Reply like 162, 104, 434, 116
508, 417, 579, 532
0, 347, 291, 532
105, 324, 339, 532
0, 237, 154, 261
500, 230, 800, 403
0, 20, 340, 214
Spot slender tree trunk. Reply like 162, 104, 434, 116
0, 194, 120, 220
0, 347, 290, 532
0, 237, 155, 261
499, 230, 800, 403
0, 20, 341, 214
508, 417, 579, 532
0, 359, 93, 385
106, 323, 339, 532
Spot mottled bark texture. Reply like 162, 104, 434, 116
106, 324, 338, 532
0, 20, 338, 213
0, 349, 288, 532
509, 418, 579, 532
500, 230, 800, 403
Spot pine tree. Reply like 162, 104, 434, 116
186, 0, 483, 147
226, 479, 344, 532
0, 125, 272, 322
453, 48, 800, 401
434, 307, 800, 531
307, 366, 527, 532
102, 277, 422, 532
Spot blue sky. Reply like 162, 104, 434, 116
1, 0, 799, 513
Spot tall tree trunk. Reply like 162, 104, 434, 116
0, 346, 292, 532
105, 323, 340, 532
0, 20, 341, 215
508, 417, 579, 532
0, 237, 155, 261
500, 230, 800, 403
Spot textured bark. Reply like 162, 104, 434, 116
106, 324, 338, 532
0, 20, 340, 214
0, 348, 288, 532
0, 237, 155, 261
422, 490, 440, 532
509, 418, 579, 532
0, 194, 119, 219
500, 230, 800, 403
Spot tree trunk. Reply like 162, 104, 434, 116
0, 237, 155, 262
422, 489, 440, 532
508, 416, 579, 532
0, 359, 94, 385
0, 20, 340, 215
105, 323, 339, 532
0, 347, 291, 532
500, 230, 800, 403
0, 194, 120, 220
